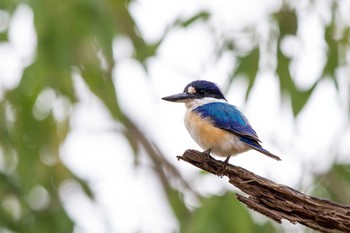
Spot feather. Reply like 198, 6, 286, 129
193, 102, 281, 161
240, 138, 281, 161
193, 102, 260, 142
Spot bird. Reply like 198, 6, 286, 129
162, 80, 281, 163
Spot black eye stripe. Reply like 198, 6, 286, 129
183, 80, 227, 100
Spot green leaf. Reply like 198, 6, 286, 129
274, 7, 297, 36
183, 193, 276, 233
231, 47, 260, 100
323, 24, 338, 78
0, 0, 19, 11
177, 11, 210, 27
168, 187, 191, 225
291, 83, 317, 117
277, 45, 316, 116
315, 164, 350, 204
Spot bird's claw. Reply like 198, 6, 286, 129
203, 148, 212, 161
223, 155, 231, 164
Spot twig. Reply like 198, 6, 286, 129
177, 149, 350, 233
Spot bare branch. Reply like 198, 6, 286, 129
177, 149, 350, 233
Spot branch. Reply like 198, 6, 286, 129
177, 149, 350, 233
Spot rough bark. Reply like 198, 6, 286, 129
177, 149, 350, 233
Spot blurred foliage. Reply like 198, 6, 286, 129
0, 0, 349, 232
313, 164, 350, 205
182, 193, 277, 233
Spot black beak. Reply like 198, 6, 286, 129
161, 92, 192, 102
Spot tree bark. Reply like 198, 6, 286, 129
177, 149, 350, 233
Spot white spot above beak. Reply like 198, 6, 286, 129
187, 86, 196, 94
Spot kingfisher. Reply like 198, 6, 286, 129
162, 80, 281, 163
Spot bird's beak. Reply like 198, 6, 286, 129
162, 92, 192, 102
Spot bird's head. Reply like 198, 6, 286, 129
162, 80, 226, 107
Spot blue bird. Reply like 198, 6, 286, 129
162, 80, 281, 163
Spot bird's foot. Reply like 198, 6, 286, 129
223, 155, 231, 164
214, 156, 231, 177
202, 148, 212, 162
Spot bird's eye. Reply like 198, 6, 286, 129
198, 89, 205, 95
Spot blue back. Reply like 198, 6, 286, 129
193, 102, 261, 142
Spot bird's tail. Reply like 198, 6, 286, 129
241, 138, 281, 161
251, 145, 281, 161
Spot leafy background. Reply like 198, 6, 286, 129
0, 0, 349, 232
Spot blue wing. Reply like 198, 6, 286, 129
193, 102, 260, 142
193, 102, 281, 160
